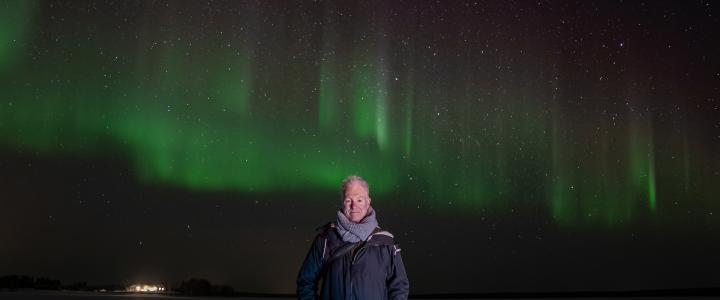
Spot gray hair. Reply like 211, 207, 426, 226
341, 175, 370, 197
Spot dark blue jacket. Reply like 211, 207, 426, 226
297, 223, 409, 300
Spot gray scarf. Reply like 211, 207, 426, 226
335, 207, 378, 243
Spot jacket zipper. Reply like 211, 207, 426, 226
350, 243, 366, 299
349, 277, 354, 300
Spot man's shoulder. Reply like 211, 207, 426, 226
370, 228, 404, 255
314, 222, 337, 236
367, 227, 397, 246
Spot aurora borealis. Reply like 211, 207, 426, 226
1, 0, 719, 295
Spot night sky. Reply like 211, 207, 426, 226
1, 0, 719, 295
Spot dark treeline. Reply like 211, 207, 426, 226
0, 275, 101, 291
177, 278, 238, 296
0, 275, 244, 297
1, 275, 62, 290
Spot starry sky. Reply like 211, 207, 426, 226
1, 0, 719, 295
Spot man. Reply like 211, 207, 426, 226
297, 175, 410, 300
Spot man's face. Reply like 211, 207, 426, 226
342, 182, 371, 223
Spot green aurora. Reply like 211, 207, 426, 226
1, 1, 717, 227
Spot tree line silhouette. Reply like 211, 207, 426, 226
0, 275, 241, 296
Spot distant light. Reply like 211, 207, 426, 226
127, 284, 165, 293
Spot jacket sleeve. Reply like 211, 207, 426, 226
387, 245, 410, 300
296, 234, 325, 300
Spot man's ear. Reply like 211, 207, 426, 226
368, 197, 372, 205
